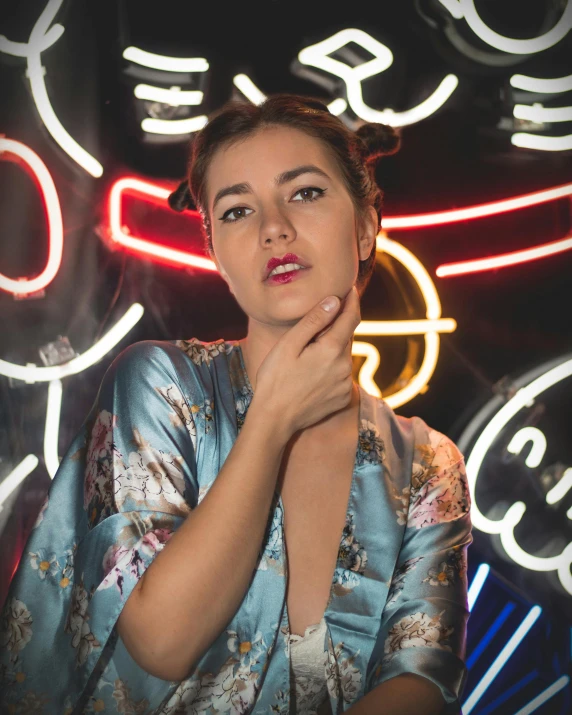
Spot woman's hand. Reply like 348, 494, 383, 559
254, 285, 361, 437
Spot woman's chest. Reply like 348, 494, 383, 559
278, 443, 355, 540
276, 430, 358, 637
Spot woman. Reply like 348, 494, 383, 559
0, 95, 472, 714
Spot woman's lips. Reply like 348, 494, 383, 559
265, 267, 310, 285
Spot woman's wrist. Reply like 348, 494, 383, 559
246, 393, 293, 450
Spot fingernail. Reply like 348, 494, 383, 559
321, 296, 338, 312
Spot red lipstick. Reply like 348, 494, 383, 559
264, 253, 310, 281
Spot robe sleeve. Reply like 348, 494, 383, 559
369, 424, 473, 714
0, 341, 202, 711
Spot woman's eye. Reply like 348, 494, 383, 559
292, 187, 326, 202
219, 206, 253, 223
219, 188, 325, 222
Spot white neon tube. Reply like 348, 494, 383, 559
462, 606, 542, 714
141, 115, 208, 135
0, 303, 144, 383
0, 23, 63, 55
327, 98, 348, 116
465, 357, 572, 593
27, 52, 103, 177
511, 132, 572, 151
466, 358, 572, 535
546, 468, 572, 505
298, 29, 458, 126
506, 427, 547, 468
0, 0, 103, 177
510, 73, 572, 93
299, 28, 393, 81
233, 74, 266, 105
513, 103, 572, 123
457, 0, 572, 54
0, 138, 64, 296
467, 563, 490, 611
134, 85, 203, 106
44, 379, 62, 479
513, 676, 571, 715
0, 455, 39, 512
123, 47, 209, 73
437, 0, 463, 20
363, 75, 458, 127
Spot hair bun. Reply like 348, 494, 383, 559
168, 179, 196, 212
355, 123, 401, 164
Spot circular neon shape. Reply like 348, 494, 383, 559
461, 354, 572, 594
353, 233, 456, 408
0, 138, 63, 295
460, 0, 572, 54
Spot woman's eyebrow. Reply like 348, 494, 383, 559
212, 165, 331, 212
275, 164, 331, 186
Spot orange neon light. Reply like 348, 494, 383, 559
106, 177, 572, 275
0, 138, 64, 295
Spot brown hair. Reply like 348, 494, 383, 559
169, 94, 400, 296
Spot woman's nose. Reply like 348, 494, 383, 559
259, 207, 296, 245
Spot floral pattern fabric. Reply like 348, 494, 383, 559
0, 337, 472, 714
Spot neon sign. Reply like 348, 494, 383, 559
105, 177, 457, 407
0, 138, 63, 296
123, 46, 209, 136
458, 354, 572, 595
437, 0, 572, 54
383, 183, 572, 229
296, 28, 459, 127
107, 177, 216, 272
435, 1, 572, 152
437, 235, 572, 278
104, 176, 572, 405
0, 304, 145, 511
510, 74, 572, 93
0, 304, 145, 383
109, 177, 572, 279
383, 182, 572, 277
355, 234, 456, 409
0, 0, 104, 177
510, 72, 572, 153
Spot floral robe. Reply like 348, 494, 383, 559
0, 337, 473, 714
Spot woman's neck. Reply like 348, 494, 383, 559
238, 334, 359, 438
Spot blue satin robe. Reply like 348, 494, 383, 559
0, 338, 473, 714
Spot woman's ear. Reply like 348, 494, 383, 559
357, 205, 379, 261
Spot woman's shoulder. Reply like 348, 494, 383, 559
368, 392, 464, 464
111, 337, 232, 372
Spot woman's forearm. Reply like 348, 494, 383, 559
116, 395, 291, 681
345, 674, 445, 715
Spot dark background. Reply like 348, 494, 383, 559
1, 1, 571, 711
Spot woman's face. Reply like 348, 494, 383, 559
205, 124, 377, 328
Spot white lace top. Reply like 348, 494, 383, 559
288, 617, 332, 715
